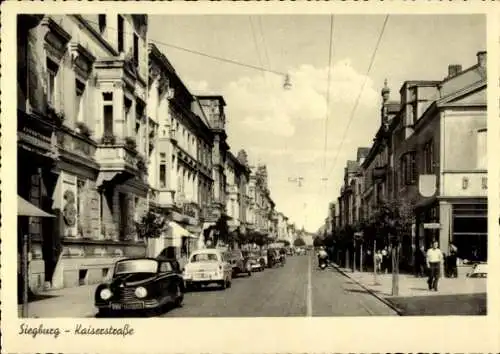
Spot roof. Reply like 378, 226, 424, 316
196, 95, 227, 106
356, 147, 370, 161
346, 160, 359, 173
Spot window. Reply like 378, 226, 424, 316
423, 140, 434, 174
103, 105, 113, 136
477, 129, 487, 170
117, 15, 124, 53
124, 97, 132, 124
98, 15, 106, 33
46, 59, 59, 105
75, 79, 86, 122
400, 151, 417, 185
133, 33, 139, 66
159, 153, 167, 188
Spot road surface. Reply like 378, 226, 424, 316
163, 252, 397, 317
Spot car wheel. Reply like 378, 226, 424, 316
174, 284, 184, 307
97, 309, 112, 318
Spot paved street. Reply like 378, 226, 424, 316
20, 253, 397, 318
163, 253, 397, 317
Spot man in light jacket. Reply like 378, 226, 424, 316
426, 241, 444, 291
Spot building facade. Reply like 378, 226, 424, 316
393, 52, 487, 262
18, 14, 150, 290
197, 96, 229, 226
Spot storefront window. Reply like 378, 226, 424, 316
452, 203, 487, 262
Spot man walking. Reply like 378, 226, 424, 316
426, 241, 444, 291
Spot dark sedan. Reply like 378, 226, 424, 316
95, 257, 184, 317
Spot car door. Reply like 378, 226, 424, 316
159, 261, 175, 297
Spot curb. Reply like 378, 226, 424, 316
331, 263, 404, 316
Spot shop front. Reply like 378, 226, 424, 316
415, 201, 440, 252
450, 200, 487, 262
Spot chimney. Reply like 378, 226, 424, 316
477, 51, 486, 68
448, 64, 462, 78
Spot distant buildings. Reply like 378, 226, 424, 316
327, 51, 487, 269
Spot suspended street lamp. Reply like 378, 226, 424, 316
283, 73, 292, 90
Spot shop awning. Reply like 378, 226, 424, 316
18, 196, 54, 218
168, 222, 197, 239
96, 171, 120, 187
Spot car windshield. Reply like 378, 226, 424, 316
190, 253, 219, 262
115, 259, 158, 275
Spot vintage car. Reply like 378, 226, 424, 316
266, 249, 282, 268
183, 249, 233, 290
94, 257, 184, 317
242, 250, 264, 272
228, 249, 252, 277
466, 263, 488, 278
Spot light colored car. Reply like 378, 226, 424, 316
467, 263, 487, 278
183, 249, 233, 290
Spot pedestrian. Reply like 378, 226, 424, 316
415, 246, 426, 277
375, 250, 382, 273
381, 247, 388, 273
426, 240, 444, 291
446, 244, 458, 278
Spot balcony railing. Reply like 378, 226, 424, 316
95, 143, 139, 172
158, 190, 175, 207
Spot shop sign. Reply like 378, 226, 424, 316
418, 174, 436, 197
423, 223, 440, 229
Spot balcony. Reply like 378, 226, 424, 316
169, 128, 178, 143
226, 184, 238, 195
372, 165, 388, 181
158, 190, 175, 207
95, 140, 142, 187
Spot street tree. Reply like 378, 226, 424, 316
369, 198, 415, 295
313, 236, 324, 248
293, 237, 306, 247
135, 209, 168, 257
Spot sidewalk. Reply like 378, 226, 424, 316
333, 264, 487, 316
18, 284, 98, 318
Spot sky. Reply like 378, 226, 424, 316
149, 14, 485, 232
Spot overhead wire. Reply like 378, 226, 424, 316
321, 14, 335, 192
325, 15, 389, 183
84, 18, 287, 78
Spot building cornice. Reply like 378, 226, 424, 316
71, 15, 118, 56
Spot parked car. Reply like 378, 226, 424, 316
257, 250, 268, 269
228, 249, 252, 277
278, 248, 287, 265
183, 249, 233, 290
267, 249, 282, 268
94, 257, 184, 317
243, 250, 264, 272
466, 263, 487, 278
295, 247, 306, 256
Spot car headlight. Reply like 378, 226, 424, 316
100, 288, 112, 300
134, 286, 147, 298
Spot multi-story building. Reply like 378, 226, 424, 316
248, 164, 274, 237
148, 44, 216, 256
392, 52, 487, 262
197, 96, 229, 226
276, 212, 289, 242
17, 14, 150, 290
225, 151, 250, 239
361, 83, 400, 223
